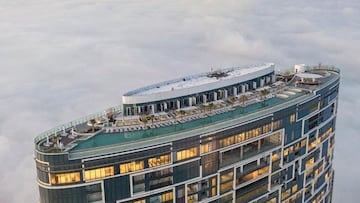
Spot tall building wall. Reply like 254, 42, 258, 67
34, 67, 340, 203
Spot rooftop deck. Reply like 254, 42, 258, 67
34, 65, 340, 155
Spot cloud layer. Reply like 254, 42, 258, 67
0, 1, 359, 202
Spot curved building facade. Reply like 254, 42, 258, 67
34, 64, 340, 203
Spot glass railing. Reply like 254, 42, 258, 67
305, 65, 340, 74
34, 105, 122, 145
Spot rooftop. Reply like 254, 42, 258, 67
124, 63, 274, 96
34, 65, 340, 156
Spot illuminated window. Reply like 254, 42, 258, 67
281, 189, 291, 200
220, 181, 233, 193
120, 161, 144, 173
292, 184, 298, 193
290, 114, 296, 123
253, 128, 259, 136
267, 197, 277, 203
262, 123, 272, 134
306, 167, 313, 177
235, 132, 245, 143
272, 120, 282, 130
220, 171, 233, 183
50, 172, 81, 185
211, 177, 217, 187
308, 139, 318, 152
237, 166, 269, 184
161, 191, 173, 202
201, 141, 216, 154
284, 148, 289, 156
272, 153, 280, 161
306, 157, 315, 169
325, 172, 330, 181
133, 200, 145, 203
187, 183, 199, 193
220, 136, 235, 147
211, 187, 217, 196
187, 194, 198, 203
320, 127, 333, 141
176, 147, 198, 161
148, 154, 171, 167
301, 139, 307, 147
209, 177, 218, 197
85, 166, 114, 181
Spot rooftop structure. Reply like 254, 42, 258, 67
34, 64, 340, 203
125, 63, 273, 95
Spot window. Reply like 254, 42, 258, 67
201, 141, 216, 154
220, 170, 233, 193
133, 174, 145, 194
290, 114, 296, 123
267, 197, 277, 203
133, 200, 145, 203
237, 166, 269, 185
120, 161, 144, 173
220, 136, 235, 147
262, 123, 272, 134
187, 194, 198, 203
301, 139, 307, 147
50, 172, 81, 184
306, 157, 315, 169
162, 191, 173, 202
272, 120, 282, 130
133, 183, 145, 194
148, 154, 171, 167
85, 166, 114, 181
187, 182, 199, 193
211, 177, 217, 187
220, 181, 233, 193
292, 184, 298, 193
176, 147, 198, 161
149, 168, 173, 190
272, 153, 280, 161
281, 189, 291, 200
308, 138, 320, 152
235, 132, 245, 143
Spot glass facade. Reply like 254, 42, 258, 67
35, 67, 340, 203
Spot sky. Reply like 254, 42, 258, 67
0, 0, 359, 202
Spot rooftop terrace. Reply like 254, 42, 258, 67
34, 65, 340, 155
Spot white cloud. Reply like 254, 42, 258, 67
0, 1, 359, 202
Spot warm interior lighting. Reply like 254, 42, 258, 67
120, 161, 144, 173
306, 157, 315, 169
148, 154, 171, 167
161, 191, 173, 202
50, 172, 81, 185
85, 166, 114, 181
176, 147, 198, 161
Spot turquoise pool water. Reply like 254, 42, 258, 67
72, 98, 281, 151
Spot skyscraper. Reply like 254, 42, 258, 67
34, 63, 340, 203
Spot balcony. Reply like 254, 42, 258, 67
236, 177, 269, 203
